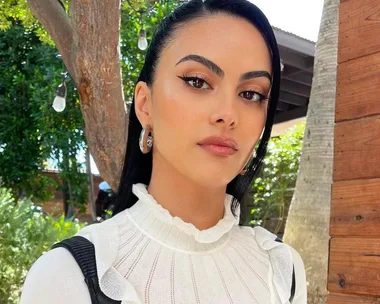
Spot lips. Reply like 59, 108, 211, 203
198, 136, 239, 156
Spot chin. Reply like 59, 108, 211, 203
190, 169, 238, 189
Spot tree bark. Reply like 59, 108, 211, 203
283, 1, 339, 304
27, 0, 128, 191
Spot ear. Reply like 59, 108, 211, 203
134, 81, 153, 128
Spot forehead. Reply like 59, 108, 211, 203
159, 13, 272, 75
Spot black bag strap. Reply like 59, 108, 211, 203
52, 236, 121, 304
275, 237, 296, 303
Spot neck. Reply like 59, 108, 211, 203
148, 152, 226, 231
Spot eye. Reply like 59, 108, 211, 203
239, 91, 267, 103
178, 75, 211, 90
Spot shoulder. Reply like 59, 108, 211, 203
232, 225, 295, 265
20, 211, 138, 304
20, 247, 91, 304
286, 244, 305, 273
20, 213, 127, 304
233, 225, 281, 249
234, 225, 307, 303
284, 244, 307, 303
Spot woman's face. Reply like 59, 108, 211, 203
135, 13, 272, 188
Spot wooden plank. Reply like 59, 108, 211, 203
336, 52, 380, 122
281, 79, 311, 98
334, 117, 380, 181
328, 238, 380, 297
331, 179, 380, 238
282, 71, 313, 86
279, 46, 314, 72
339, 0, 380, 63
279, 91, 308, 106
328, 293, 380, 303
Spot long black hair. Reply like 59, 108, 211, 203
112, 0, 281, 220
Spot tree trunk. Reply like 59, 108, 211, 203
66, 179, 76, 218
62, 181, 69, 216
62, 149, 76, 219
283, 1, 339, 304
62, 181, 75, 218
27, 0, 128, 191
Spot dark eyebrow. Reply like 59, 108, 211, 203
176, 54, 224, 78
240, 70, 272, 82
176, 54, 272, 82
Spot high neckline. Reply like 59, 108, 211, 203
73, 183, 299, 303
125, 183, 240, 253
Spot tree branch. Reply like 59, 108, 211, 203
27, 0, 128, 191
27, 0, 77, 83
70, 0, 127, 191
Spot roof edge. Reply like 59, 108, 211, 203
273, 27, 316, 57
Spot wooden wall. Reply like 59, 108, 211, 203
329, 0, 380, 302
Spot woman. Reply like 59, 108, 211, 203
20, 0, 307, 303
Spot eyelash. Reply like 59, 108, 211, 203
178, 75, 268, 103
178, 75, 212, 90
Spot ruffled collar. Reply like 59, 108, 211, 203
76, 184, 295, 304
126, 183, 239, 249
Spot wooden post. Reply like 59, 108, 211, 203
329, 0, 380, 302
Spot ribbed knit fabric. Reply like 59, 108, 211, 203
20, 183, 306, 304
52, 236, 122, 304
73, 184, 303, 304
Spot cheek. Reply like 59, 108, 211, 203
151, 81, 201, 146
240, 106, 267, 148
153, 77, 204, 137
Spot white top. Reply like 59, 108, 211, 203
20, 184, 307, 304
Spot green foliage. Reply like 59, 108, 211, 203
0, 182, 85, 303
249, 122, 305, 233
0, 0, 180, 209
0, 0, 181, 53
0, 25, 58, 201
0, 0, 70, 44
120, 0, 180, 101
0, 25, 88, 209
0, 1, 36, 31
0, 3, 184, 302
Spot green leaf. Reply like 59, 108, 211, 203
248, 122, 305, 231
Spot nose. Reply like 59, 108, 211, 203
210, 95, 238, 129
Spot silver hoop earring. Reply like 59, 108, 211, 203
139, 125, 153, 154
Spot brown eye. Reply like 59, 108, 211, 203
191, 78, 206, 89
240, 91, 265, 102
178, 76, 211, 90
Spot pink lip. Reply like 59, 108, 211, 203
198, 136, 239, 157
